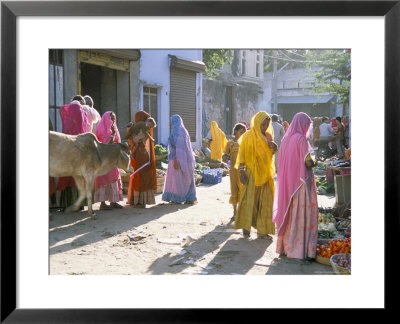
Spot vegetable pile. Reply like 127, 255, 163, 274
318, 212, 339, 238
333, 254, 351, 270
154, 144, 168, 155
316, 177, 335, 194
317, 162, 326, 170
317, 238, 351, 258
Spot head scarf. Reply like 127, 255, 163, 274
169, 114, 195, 175
235, 111, 275, 188
273, 112, 314, 235
59, 103, 90, 135
95, 111, 121, 188
96, 111, 121, 144
209, 121, 228, 161
240, 121, 250, 130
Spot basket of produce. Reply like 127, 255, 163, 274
316, 254, 331, 266
154, 144, 168, 161
316, 238, 351, 266
330, 253, 351, 275
156, 153, 168, 161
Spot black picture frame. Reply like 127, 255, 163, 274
1, 0, 398, 322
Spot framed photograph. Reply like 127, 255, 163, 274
1, 0, 397, 321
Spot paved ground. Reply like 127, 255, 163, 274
49, 175, 337, 275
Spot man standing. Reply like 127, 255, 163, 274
271, 114, 285, 172
335, 116, 345, 159
318, 117, 336, 157
83, 95, 101, 134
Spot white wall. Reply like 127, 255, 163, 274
139, 50, 203, 148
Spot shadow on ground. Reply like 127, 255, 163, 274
49, 201, 192, 256
265, 257, 336, 275
147, 224, 273, 275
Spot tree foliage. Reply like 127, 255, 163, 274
305, 50, 351, 105
264, 49, 351, 105
202, 49, 233, 78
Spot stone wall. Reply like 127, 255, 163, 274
202, 77, 261, 137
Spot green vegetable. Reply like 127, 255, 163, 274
154, 144, 168, 155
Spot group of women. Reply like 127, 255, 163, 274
53, 97, 197, 211
54, 97, 319, 263
209, 112, 318, 263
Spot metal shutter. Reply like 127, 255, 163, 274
170, 68, 196, 141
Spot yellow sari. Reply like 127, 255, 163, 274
209, 121, 227, 161
234, 111, 276, 235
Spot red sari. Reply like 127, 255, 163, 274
127, 111, 157, 206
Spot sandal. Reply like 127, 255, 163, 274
100, 203, 112, 210
257, 233, 273, 240
185, 199, 197, 205
242, 229, 250, 238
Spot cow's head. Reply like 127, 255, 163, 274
118, 142, 134, 173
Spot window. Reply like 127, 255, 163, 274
143, 86, 159, 143
256, 63, 260, 77
49, 50, 64, 132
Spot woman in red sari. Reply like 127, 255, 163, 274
126, 111, 157, 208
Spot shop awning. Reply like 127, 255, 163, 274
169, 55, 206, 73
272, 95, 334, 104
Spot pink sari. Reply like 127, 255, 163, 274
94, 112, 123, 201
59, 103, 90, 135
273, 112, 318, 259
57, 103, 90, 191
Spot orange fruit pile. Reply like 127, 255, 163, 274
317, 238, 351, 258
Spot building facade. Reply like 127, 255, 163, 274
49, 49, 204, 148
262, 67, 346, 123
202, 49, 265, 137
138, 50, 204, 148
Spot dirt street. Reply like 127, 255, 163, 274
49, 176, 336, 275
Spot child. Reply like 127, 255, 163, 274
222, 123, 247, 219
124, 117, 157, 157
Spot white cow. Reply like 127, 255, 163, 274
49, 131, 133, 219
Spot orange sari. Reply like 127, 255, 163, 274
127, 111, 157, 205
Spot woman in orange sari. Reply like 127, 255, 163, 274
126, 111, 157, 208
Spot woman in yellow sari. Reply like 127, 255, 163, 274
209, 121, 228, 161
234, 111, 278, 239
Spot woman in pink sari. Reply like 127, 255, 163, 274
94, 111, 124, 210
162, 115, 197, 204
57, 99, 90, 209
273, 112, 318, 263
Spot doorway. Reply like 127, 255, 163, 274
80, 62, 130, 134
